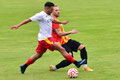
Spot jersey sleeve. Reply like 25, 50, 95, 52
52, 23, 59, 30
30, 13, 43, 22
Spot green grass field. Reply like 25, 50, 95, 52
0, 0, 120, 80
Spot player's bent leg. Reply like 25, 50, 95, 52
50, 60, 72, 71
78, 45, 87, 63
50, 48, 73, 71
78, 45, 93, 71
53, 42, 75, 63
30, 52, 44, 62
78, 44, 85, 50
53, 42, 86, 68
53, 42, 68, 58
57, 60, 71, 68
20, 52, 44, 74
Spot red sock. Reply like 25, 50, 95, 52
66, 54, 75, 63
25, 58, 34, 66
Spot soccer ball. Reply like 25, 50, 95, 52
68, 68, 79, 78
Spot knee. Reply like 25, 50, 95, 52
78, 45, 85, 50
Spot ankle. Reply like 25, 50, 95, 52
83, 64, 87, 68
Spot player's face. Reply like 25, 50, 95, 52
52, 7, 60, 17
47, 6, 54, 15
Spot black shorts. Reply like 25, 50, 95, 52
62, 39, 81, 53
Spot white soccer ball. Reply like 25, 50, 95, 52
68, 68, 79, 78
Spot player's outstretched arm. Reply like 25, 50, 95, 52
52, 20, 69, 24
54, 29, 78, 36
11, 19, 32, 29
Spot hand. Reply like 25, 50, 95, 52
11, 25, 19, 29
61, 21, 69, 24
70, 30, 78, 34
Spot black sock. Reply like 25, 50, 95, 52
73, 60, 78, 66
24, 64, 28, 68
80, 47, 87, 64
56, 60, 71, 69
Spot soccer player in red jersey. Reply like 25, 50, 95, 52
50, 6, 93, 71
11, 2, 86, 74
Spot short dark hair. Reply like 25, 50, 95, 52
44, 2, 54, 7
